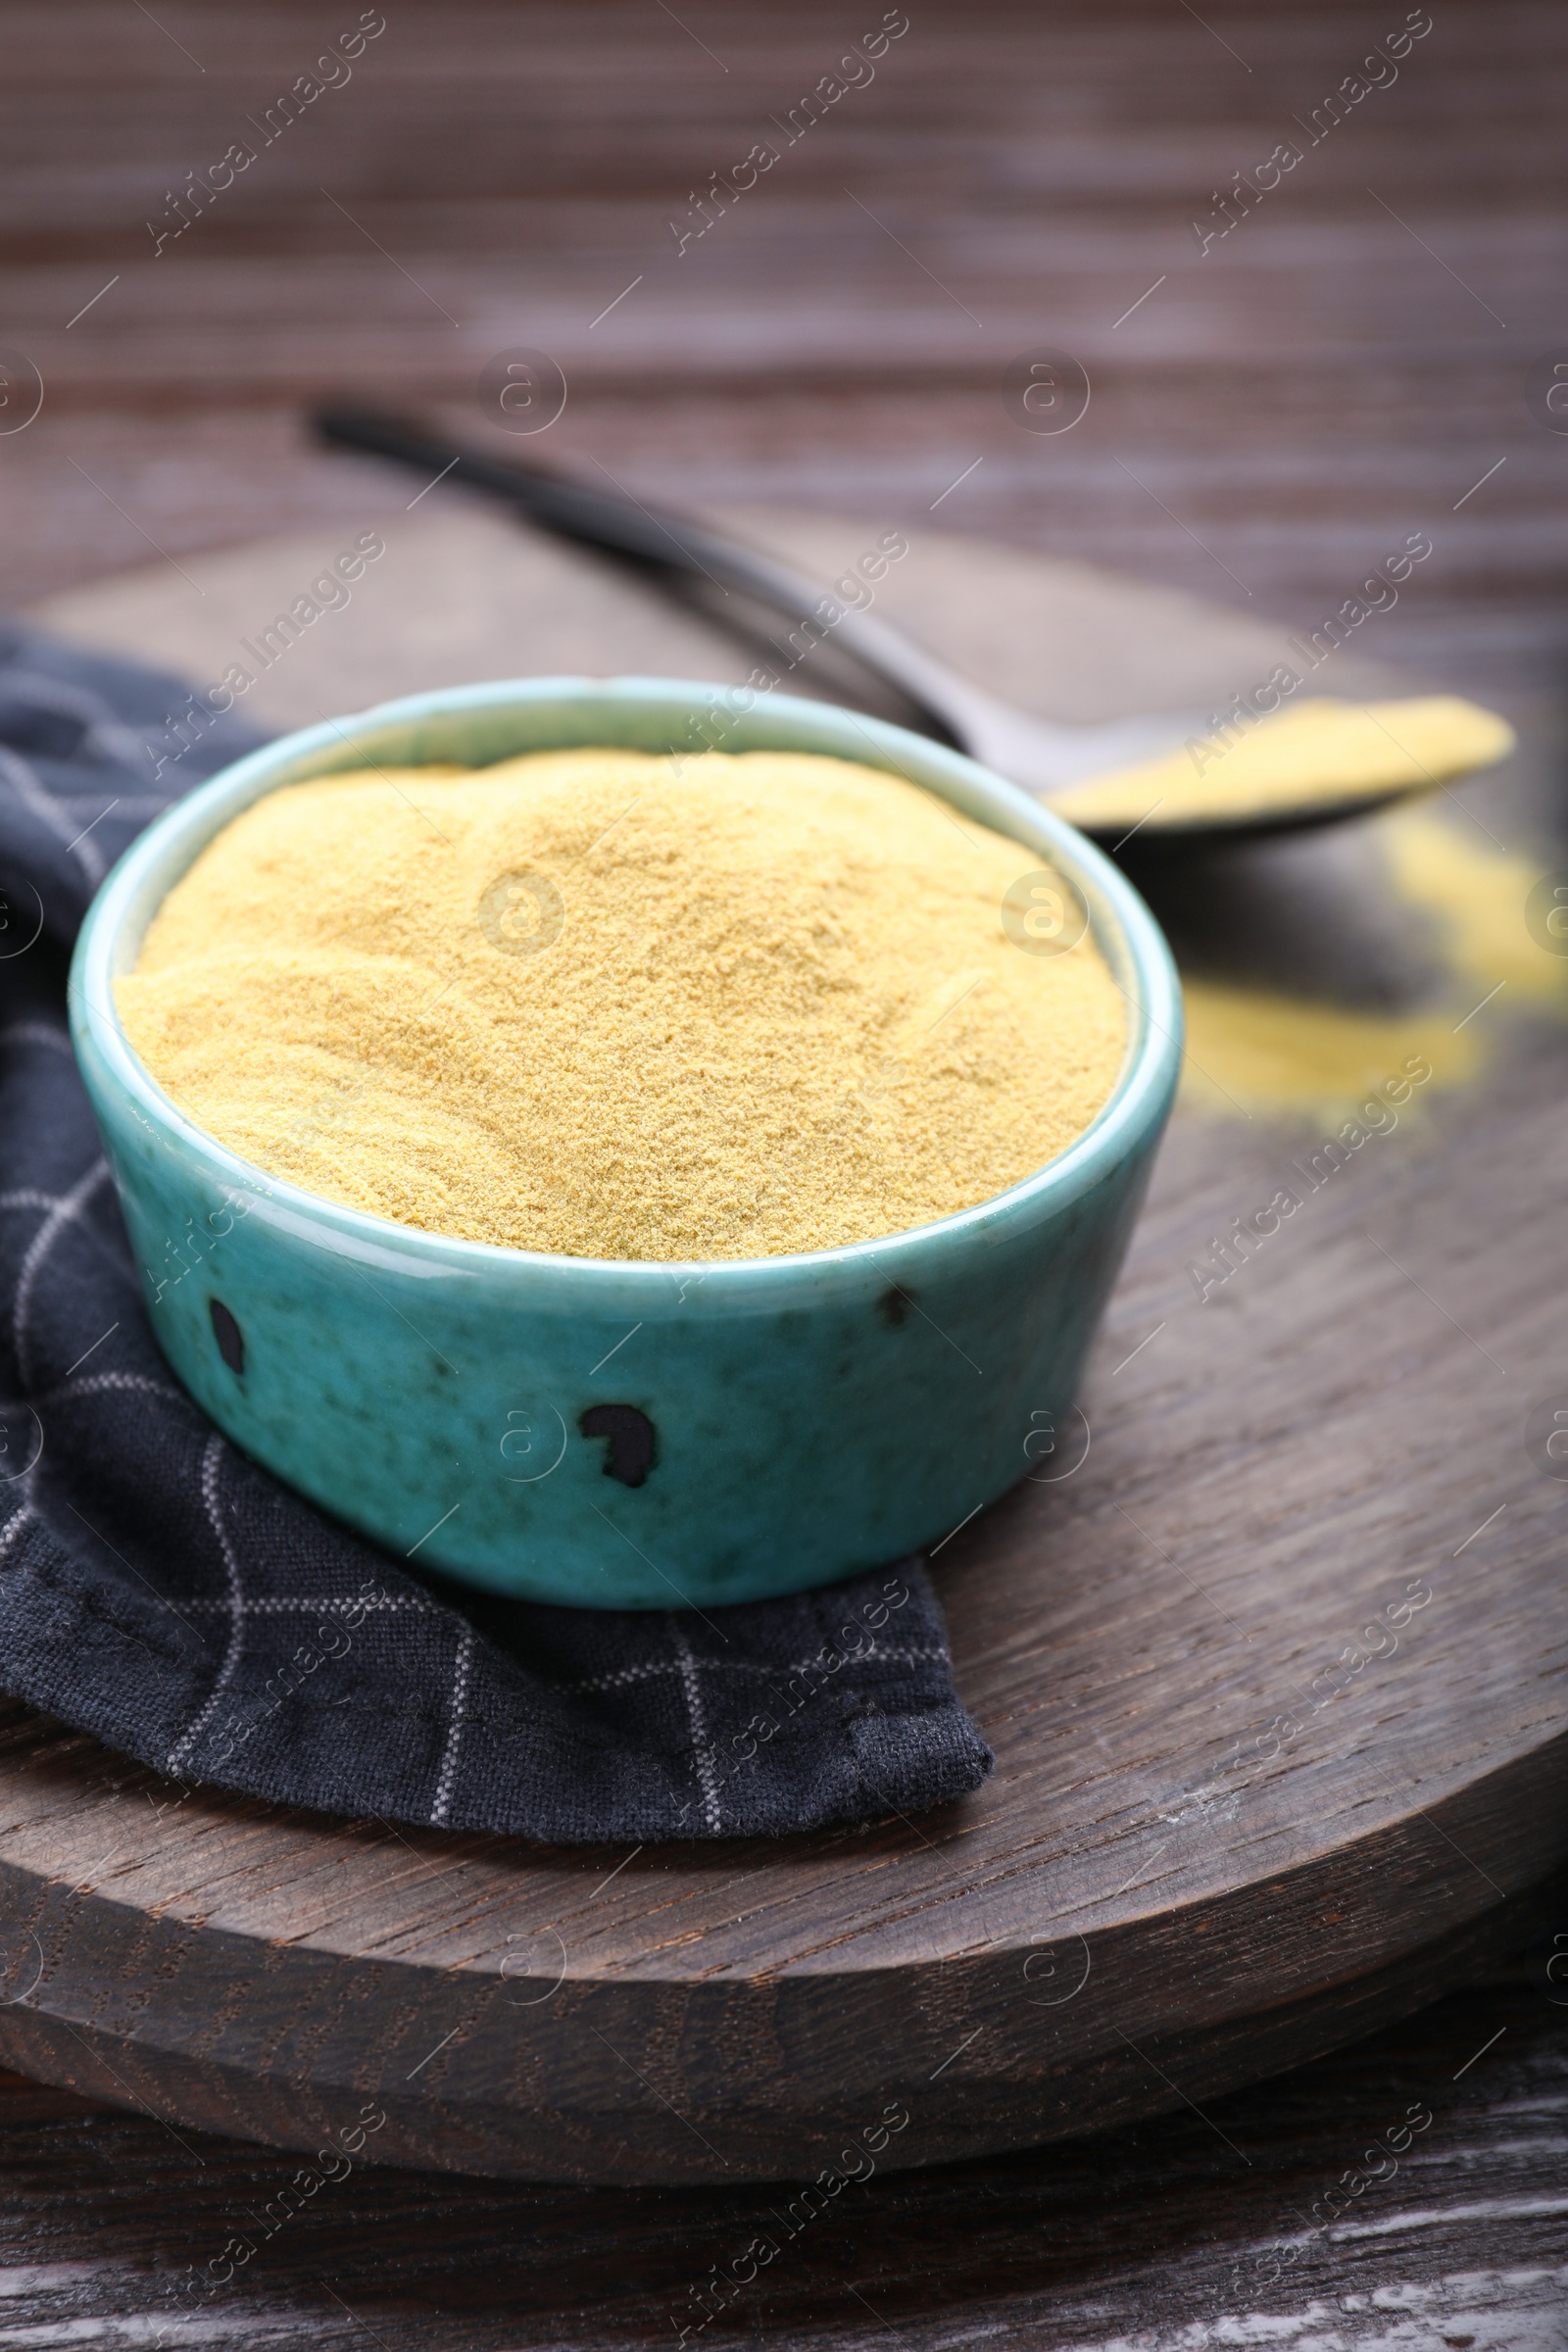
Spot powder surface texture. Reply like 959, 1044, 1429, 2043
1048, 695, 1514, 830
117, 749, 1127, 1261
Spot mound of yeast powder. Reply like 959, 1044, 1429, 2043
118, 749, 1126, 1260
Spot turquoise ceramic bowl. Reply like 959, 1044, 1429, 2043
70, 677, 1181, 1608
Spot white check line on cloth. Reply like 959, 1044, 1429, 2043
0, 743, 110, 885
0, 1501, 37, 1566
430, 1624, 475, 1825
33, 1369, 189, 1409
13, 1160, 111, 1388
670, 1622, 724, 1833
167, 1436, 245, 1771
552, 1642, 949, 1696
170, 1592, 443, 1614
0, 1025, 74, 1056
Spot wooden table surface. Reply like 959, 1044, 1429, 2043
4, 1, 1568, 2344
0, 1956, 1564, 2350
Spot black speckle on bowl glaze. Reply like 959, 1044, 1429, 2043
579, 1403, 657, 1488
209, 1298, 245, 1375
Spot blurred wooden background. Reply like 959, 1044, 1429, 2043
4, 0, 1565, 698
3, 4, 1567, 2346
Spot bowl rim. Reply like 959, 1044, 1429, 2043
70, 673, 1183, 1293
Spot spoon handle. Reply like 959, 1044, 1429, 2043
313, 407, 990, 749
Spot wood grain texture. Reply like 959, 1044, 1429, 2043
2, 0, 1565, 693
6, 509, 1567, 2193
0, 1964, 1563, 2348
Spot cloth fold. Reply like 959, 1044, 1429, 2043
0, 624, 992, 1840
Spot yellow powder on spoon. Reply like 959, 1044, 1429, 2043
117, 748, 1126, 1261
1048, 695, 1514, 831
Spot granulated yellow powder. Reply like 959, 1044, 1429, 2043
117, 749, 1126, 1260
1174, 804, 1567, 1124
1048, 695, 1514, 830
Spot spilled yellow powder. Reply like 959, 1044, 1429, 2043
1381, 805, 1568, 1009
1048, 696, 1514, 830
1176, 802, 1567, 1123
1181, 980, 1480, 1121
118, 749, 1127, 1260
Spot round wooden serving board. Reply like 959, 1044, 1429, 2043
4, 496, 1566, 2185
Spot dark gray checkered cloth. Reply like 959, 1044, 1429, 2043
0, 626, 991, 1840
